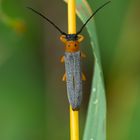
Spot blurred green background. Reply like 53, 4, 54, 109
0, 0, 140, 140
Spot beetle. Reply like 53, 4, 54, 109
27, 1, 110, 110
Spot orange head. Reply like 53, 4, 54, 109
60, 34, 84, 53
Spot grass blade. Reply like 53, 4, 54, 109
76, 1, 106, 140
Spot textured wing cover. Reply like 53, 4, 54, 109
64, 51, 82, 110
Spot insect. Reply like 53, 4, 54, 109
27, 1, 110, 110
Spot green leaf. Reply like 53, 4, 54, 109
76, 1, 106, 140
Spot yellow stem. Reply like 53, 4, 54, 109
68, 0, 76, 34
68, 0, 79, 140
70, 106, 79, 140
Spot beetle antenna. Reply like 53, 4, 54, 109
76, 1, 111, 35
27, 7, 67, 35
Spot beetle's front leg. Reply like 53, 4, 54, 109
62, 72, 66, 81
60, 56, 65, 63
60, 56, 66, 81
81, 52, 86, 58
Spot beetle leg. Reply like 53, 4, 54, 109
60, 56, 65, 63
81, 52, 86, 58
60, 35, 67, 43
82, 73, 86, 81
62, 72, 66, 81
78, 35, 84, 42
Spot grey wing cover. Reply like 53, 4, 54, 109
64, 51, 82, 110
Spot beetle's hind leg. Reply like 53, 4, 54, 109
82, 73, 86, 81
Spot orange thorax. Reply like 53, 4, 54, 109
65, 41, 80, 52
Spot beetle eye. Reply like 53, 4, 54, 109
68, 45, 70, 47
75, 44, 77, 47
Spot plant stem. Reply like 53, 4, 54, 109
68, 0, 79, 140
70, 106, 79, 140
68, 0, 76, 34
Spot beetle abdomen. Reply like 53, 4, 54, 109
64, 51, 82, 110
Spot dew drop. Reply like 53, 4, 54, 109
92, 99, 98, 105
93, 88, 96, 93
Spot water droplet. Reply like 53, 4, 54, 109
92, 99, 98, 104
90, 138, 94, 140
93, 88, 96, 93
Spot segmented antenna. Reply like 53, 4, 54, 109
27, 7, 67, 35
76, 1, 111, 35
